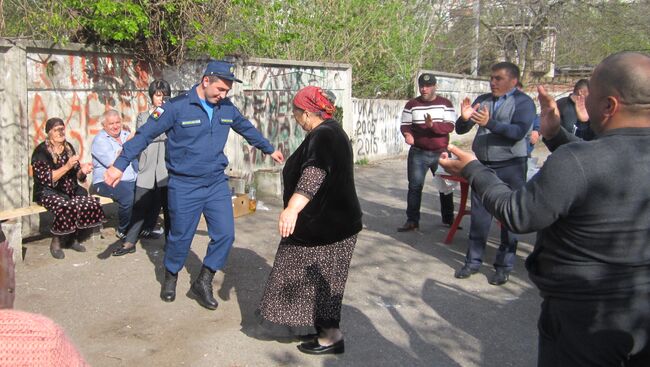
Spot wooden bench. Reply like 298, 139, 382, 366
0, 196, 114, 221
0, 196, 114, 262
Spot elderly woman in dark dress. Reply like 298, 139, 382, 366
256, 86, 362, 355
31, 118, 105, 259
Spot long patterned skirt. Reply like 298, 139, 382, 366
256, 234, 357, 337
40, 194, 106, 235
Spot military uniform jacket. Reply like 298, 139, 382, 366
114, 85, 275, 185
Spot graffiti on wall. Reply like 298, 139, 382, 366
229, 65, 349, 179
352, 99, 407, 161
27, 53, 156, 159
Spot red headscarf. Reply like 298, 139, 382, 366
293, 86, 336, 119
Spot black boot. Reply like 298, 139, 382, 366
49, 235, 64, 259
190, 266, 218, 310
160, 269, 178, 302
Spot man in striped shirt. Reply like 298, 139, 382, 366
397, 73, 457, 232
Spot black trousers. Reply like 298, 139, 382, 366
124, 183, 169, 244
538, 296, 650, 367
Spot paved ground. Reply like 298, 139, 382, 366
14, 152, 549, 367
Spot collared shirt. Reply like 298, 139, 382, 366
199, 98, 216, 123
91, 129, 138, 184
493, 88, 517, 112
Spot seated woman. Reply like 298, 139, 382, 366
256, 86, 362, 355
113, 79, 171, 256
31, 118, 105, 259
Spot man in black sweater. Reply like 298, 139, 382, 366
439, 51, 650, 366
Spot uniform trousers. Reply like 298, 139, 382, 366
464, 160, 526, 271
164, 175, 234, 274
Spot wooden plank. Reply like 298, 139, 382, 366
0, 205, 47, 221
0, 195, 114, 221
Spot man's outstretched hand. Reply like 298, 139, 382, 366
438, 145, 477, 177
270, 150, 284, 164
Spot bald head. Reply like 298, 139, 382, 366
592, 51, 650, 111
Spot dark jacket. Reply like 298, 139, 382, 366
31, 142, 87, 203
283, 120, 362, 246
463, 127, 650, 300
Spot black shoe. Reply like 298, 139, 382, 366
190, 266, 218, 310
160, 269, 178, 302
296, 333, 319, 342
454, 265, 478, 279
489, 268, 510, 286
112, 243, 136, 256
49, 235, 65, 259
397, 222, 419, 232
297, 339, 345, 355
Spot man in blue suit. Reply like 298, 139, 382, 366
104, 61, 284, 310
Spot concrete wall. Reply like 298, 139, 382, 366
0, 41, 353, 236
352, 98, 407, 162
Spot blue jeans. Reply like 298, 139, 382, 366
406, 146, 454, 225
93, 181, 135, 234
464, 160, 526, 271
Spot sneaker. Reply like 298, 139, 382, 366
488, 268, 510, 286
397, 222, 419, 232
454, 265, 478, 279
115, 230, 126, 240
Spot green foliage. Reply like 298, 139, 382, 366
355, 158, 370, 166
2, 0, 648, 94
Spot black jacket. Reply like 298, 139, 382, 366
282, 120, 362, 246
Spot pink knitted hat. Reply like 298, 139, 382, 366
0, 310, 88, 366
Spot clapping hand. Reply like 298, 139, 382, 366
67, 155, 80, 169
537, 85, 561, 139
470, 105, 490, 126
438, 145, 478, 177
573, 94, 590, 122
424, 113, 434, 128
460, 97, 477, 121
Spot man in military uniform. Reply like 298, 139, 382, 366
104, 60, 284, 310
